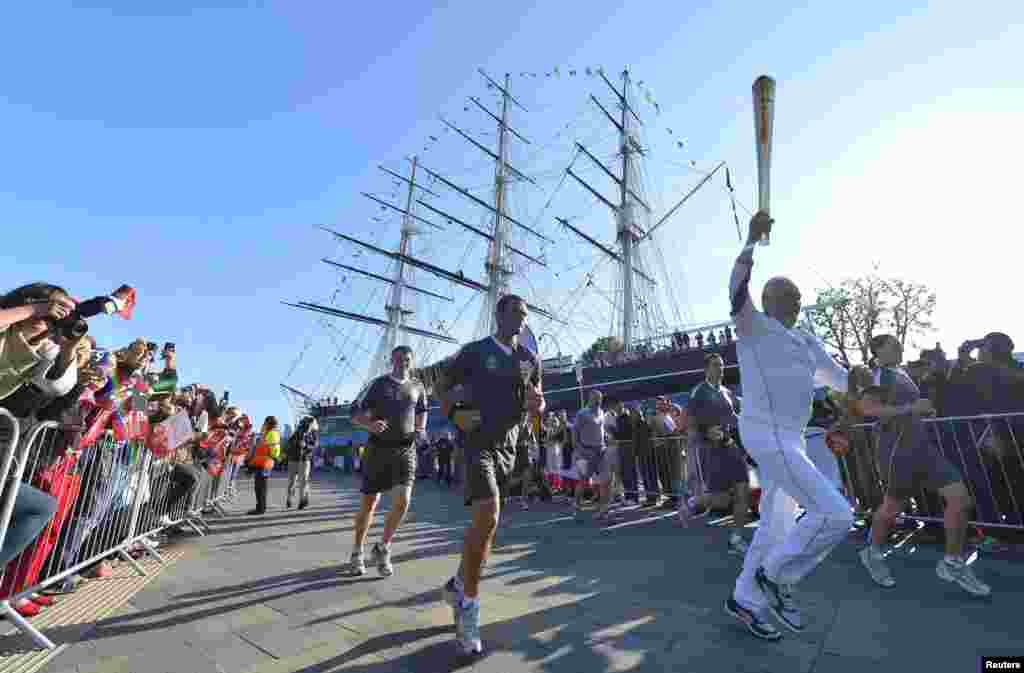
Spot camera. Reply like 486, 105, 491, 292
48, 313, 89, 340
44, 292, 127, 340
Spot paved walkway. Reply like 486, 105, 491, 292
39, 470, 1023, 673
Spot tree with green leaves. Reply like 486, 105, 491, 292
811, 270, 936, 366
581, 335, 623, 363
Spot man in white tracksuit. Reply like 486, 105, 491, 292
724, 212, 857, 641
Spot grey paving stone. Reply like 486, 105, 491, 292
236, 618, 362, 661
33, 470, 1024, 673
184, 633, 274, 673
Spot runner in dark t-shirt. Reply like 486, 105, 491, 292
436, 294, 544, 657
348, 345, 428, 578
856, 334, 990, 597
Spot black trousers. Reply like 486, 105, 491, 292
637, 446, 660, 501
619, 441, 638, 499
437, 450, 453, 485
656, 443, 678, 504
254, 472, 268, 513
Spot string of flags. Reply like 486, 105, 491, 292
383, 67, 692, 225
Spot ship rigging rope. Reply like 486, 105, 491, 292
319, 319, 376, 399
285, 237, 351, 385
314, 277, 387, 400
539, 253, 614, 351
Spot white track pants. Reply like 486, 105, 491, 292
733, 419, 853, 612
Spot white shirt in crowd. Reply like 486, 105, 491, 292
573, 406, 606, 451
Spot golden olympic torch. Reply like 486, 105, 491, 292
753, 75, 775, 245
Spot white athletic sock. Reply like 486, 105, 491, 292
943, 554, 961, 565
461, 596, 480, 609
353, 543, 365, 558
869, 544, 884, 556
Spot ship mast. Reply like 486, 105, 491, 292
618, 70, 637, 352
284, 70, 557, 387
482, 73, 513, 336
560, 67, 718, 352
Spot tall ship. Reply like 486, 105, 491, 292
279, 67, 815, 442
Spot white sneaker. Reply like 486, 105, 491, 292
454, 598, 483, 656
372, 543, 393, 577
755, 567, 804, 633
349, 552, 366, 576
442, 577, 463, 629
936, 557, 991, 597
858, 547, 896, 588
728, 534, 749, 556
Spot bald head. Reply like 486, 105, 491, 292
762, 276, 802, 328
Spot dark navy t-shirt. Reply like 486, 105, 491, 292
442, 336, 541, 449
353, 375, 428, 446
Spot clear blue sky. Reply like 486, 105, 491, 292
2, 1, 1020, 425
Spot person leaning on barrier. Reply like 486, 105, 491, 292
956, 332, 1024, 529
613, 401, 639, 505
652, 397, 682, 510
631, 405, 661, 507
855, 333, 990, 597
0, 285, 83, 616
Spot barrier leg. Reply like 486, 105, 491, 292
117, 547, 148, 578
0, 599, 57, 650
883, 519, 926, 559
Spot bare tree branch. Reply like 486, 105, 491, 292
813, 271, 937, 365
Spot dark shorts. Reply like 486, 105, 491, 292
698, 442, 750, 494
574, 448, 603, 481
361, 441, 417, 495
878, 429, 962, 500
463, 440, 516, 506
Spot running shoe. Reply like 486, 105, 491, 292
755, 567, 804, 633
442, 577, 463, 629
372, 542, 393, 577
724, 596, 781, 641
454, 598, 483, 656
349, 552, 366, 577
858, 547, 896, 588
936, 557, 991, 597
728, 533, 750, 556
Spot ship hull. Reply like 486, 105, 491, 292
542, 343, 739, 412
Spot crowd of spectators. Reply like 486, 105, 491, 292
0, 282, 259, 619
582, 326, 734, 368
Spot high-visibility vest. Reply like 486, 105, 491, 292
251, 431, 280, 470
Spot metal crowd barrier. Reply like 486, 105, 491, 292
537, 412, 1024, 540
0, 413, 250, 650
539, 433, 690, 505
837, 413, 1024, 533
